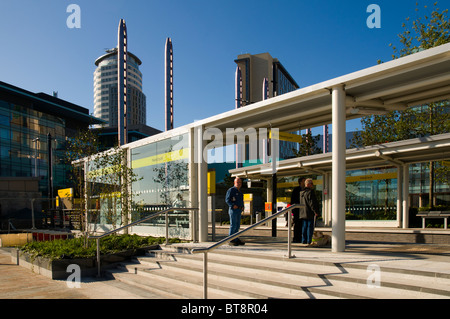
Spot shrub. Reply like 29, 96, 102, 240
20, 234, 182, 260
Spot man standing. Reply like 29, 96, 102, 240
299, 178, 320, 245
290, 177, 306, 243
225, 177, 245, 246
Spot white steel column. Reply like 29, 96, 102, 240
396, 165, 403, 228
323, 172, 332, 226
402, 164, 410, 229
331, 85, 346, 252
196, 126, 208, 242
189, 128, 199, 241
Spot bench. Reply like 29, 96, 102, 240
416, 211, 450, 229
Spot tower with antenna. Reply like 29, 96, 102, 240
118, 19, 128, 145
165, 38, 174, 131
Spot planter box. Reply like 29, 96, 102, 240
12, 245, 159, 280
0, 233, 33, 247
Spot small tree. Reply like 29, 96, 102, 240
152, 146, 189, 206
65, 129, 102, 233
66, 130, 141, 235
292, 130, 321, 157
88, 145, 141, 231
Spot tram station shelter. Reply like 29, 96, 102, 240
79, 43, 450, 252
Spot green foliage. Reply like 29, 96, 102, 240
351, 103, 450, 147
345, 209, 396, 221
390, 1, 450, 59
418, 205, 450, 211
20, 234, 181, 260
292, 130, 321, 157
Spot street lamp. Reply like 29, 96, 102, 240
32, 137, 40, 177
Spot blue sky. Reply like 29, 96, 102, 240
0, 0, 443, 133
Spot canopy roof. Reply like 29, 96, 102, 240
194, 43, 450, 134
230, 133, 450, 179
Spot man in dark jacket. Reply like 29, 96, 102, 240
225, 177, 245, 246
299, 178, 320, 245
290, 177, 305, 243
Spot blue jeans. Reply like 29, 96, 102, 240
228, 208, 242, 237
301, 219, 315, 244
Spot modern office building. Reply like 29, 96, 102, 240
94, 48, 146, 128
0, 81, 103, 228
235, 52, 299, 107
235, 53, 300, 161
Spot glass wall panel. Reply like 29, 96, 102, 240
345, 167, 398, 220
130, 133, 190, 231
85, 157, 123, 230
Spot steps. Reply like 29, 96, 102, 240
103, 243, 450, 299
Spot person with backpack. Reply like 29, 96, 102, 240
290, 177, 306, 243
299, 178, 320, 245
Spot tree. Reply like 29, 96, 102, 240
352, 1, 450, 208
87, 145, 141, 231
389, 1, 449, 59
66, 130, 141, 235
292, 130, 321, 157
65, 129, 101, 232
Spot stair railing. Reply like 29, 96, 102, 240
89, 207, 199, 277
191, 204, 303, 299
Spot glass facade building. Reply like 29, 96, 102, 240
0, 81, 103, 227
0, 82, 102, 195
0, 100, 66, 188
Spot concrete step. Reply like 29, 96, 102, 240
198, 249, 450, 298
104, 244, 450, 299
107, 260, 263, 299
143, 249, 449, 299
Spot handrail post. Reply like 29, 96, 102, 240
203, 252, 208, 299
192, 204, 303, 297
89, 207, 198, 277
287, 208, 294, 258
96, 238, 101, 277
165, 210, 169, 246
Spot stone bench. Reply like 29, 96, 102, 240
416, 211, 450, 229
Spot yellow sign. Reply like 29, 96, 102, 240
208, 170, 216, 195
277, 179, 322, 188
346, 172, 397, 183
269, 130, 302, 143
132, 148, 189, 169
58, 188, 73, 198
244, 193, 253, 201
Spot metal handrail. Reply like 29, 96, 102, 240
191, 204, 303, 299
89, 207, 198, 277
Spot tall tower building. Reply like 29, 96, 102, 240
93, 48, 146, 129
235, 52, 300, 160
235, 52, 299, 108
